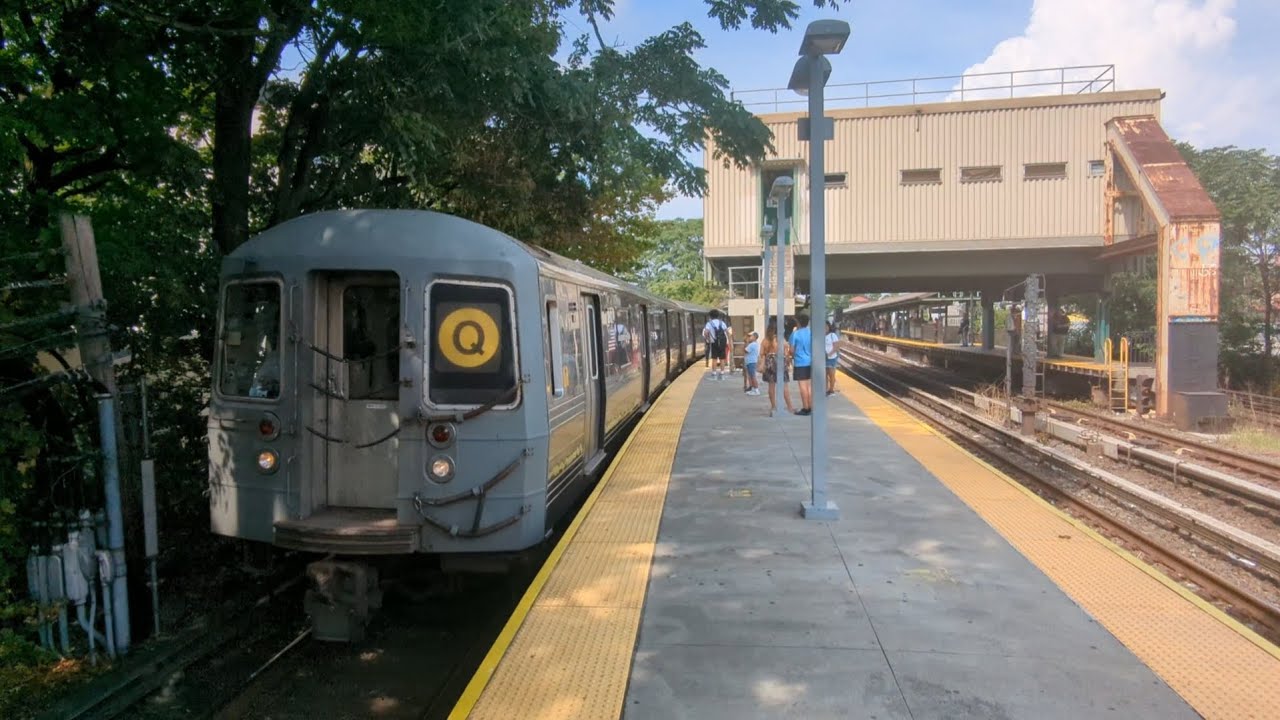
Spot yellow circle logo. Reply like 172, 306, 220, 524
438, 307, 501, 369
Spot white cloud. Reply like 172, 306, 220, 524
957, 0, 1275, 148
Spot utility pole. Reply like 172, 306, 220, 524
60, 214, 131, 654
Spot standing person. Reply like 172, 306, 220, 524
743, 331, 761, 396
959, 310, 971, 347
760, 326, 794, 416
703, 310, 729, 380
789, 313, 813, 416
824, 321, 839, 396
1008, 303, 1022, 353
1048, 305, 1069, 358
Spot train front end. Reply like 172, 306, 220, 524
207, 211, 552, 577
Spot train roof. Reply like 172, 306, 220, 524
229, 209, 695, 310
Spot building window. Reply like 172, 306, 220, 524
1024, 162, 1067, 180
824, 172, 847, 187
1088, 160, 1106, 177
960, 166, 1002, 183
728, 266, 761, 300
761, 167, 796, 235
900, 168, 942, 185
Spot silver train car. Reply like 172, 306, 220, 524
208, 210, 709, 564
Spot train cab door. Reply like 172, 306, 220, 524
582, 294, 607, 475
320, 273, 401, 509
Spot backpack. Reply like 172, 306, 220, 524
712, 320, 727, 346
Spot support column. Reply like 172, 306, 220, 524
981, 293, 995, 351
1157, 222, 1223, 419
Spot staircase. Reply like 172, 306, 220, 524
1105, 337, 1130, 413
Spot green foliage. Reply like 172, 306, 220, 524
628, 218, 726, 305
1178, 142, 1280, 388
0, 0, 853, 653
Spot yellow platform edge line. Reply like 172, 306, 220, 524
839, 378, 1280, 665
448, 366, 703, 720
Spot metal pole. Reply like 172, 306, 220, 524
802, 55, 838, 521
776, 199, 788, 390
97, 394, 130, 654
762, 244, 772, 344
140, 378, 160, 637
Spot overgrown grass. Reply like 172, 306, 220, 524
1221, 425, 1280, 456
0, 628, 100, 720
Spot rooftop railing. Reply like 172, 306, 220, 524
731, 64, 1116, 113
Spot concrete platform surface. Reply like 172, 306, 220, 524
623, 373, 1196, 720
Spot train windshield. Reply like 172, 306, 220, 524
217, 280, 283, 399
428, 280, 517, 407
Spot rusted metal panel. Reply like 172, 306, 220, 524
1164, 221, 1220, 320
1107, 116, 1219, 221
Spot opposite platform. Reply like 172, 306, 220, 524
453, 365, 1280, 719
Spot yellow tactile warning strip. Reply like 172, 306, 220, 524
839, 379, 1280, 720
843, 330, 1117, 373
450, 367, 704, 720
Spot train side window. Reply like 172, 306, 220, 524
217, 279, 283, 400
427, 280, 518, 408
547, 300, 564, 398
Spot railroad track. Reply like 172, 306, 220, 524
839, 347, 1280, 640
1045, 400, 1280, 487
842, 343, 1280, 518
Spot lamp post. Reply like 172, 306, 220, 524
768, 177, 794, 396
761, 224, 775, 347
791, 19, 849, 522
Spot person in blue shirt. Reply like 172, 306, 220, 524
742, 331, 760, 396
789, 313, 813, 415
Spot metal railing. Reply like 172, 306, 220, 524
731, 64, 1115, 113
1227, 389, 1280, 427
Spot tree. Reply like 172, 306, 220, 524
628, 218, 727, 305
1179, 143, 1280, 387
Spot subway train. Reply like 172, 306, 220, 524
207, 210, 710, 571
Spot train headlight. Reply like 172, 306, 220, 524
427, 422, 455, 449
428, 455, 455, 482
256, 449, 280, 474
258, 412, 281, 441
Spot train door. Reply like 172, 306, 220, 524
582, 294, 606, 473
639, 305, 651, 400
321, 273, 400, 509
677, 315, 687, 366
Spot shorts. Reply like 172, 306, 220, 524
794, 365, 813, 381
825, 357, 838, 369
711, 340, 727, 359
745, 362, 758, 380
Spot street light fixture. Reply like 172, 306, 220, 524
798, 19, 851, 56
793, 19, 848, 523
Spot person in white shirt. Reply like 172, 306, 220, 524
824, 321, 840, 396
703, 310, 730, 380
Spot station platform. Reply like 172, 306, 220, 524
843, 330, 1154, 380
450, 366, 1280, 720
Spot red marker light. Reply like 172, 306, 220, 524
432, 425, 453, 445
258, 413, 281, 440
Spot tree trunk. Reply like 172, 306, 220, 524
211, 34, 259, 256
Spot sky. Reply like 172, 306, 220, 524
575, 0, 1280, 219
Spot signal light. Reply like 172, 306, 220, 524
259, 412, 281, 441
428, 423, 455, 449
257, 449, 280, 474
428, 455, 455, 482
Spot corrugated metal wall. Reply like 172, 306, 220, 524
703, 91, 1162, 255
